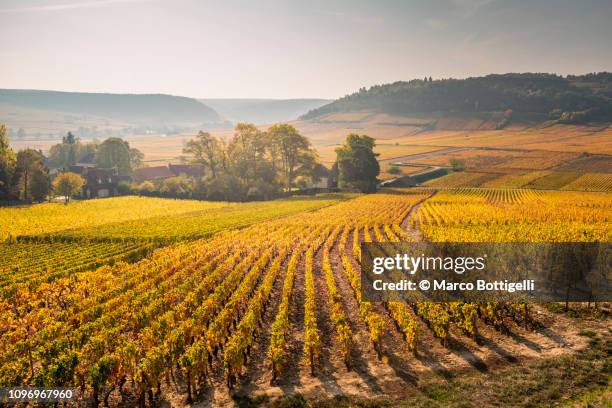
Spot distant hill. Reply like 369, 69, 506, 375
301, 73, 612, 124
200, 98, 331, 124
0, 89, 221, 125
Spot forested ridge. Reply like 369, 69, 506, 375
302, 73, 612, 123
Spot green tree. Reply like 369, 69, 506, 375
387, 166, 402, 175
227, 123, 268, 183
335, 134, 379, 193
129, 147, 144, 169
449, 158, 466, 172
13, 149, 45, 201
29, 162, 51, 202
136, 181, 155, 194
53, 172, 85, 204
161, 176, 193, 196
0, 124, 16, 200
63, 131, 77, 165
267, 124, 316, 191
96, 137, 133, 177
183, 131, 222, 177
48, 131, 96, 169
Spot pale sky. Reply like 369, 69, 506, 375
1, 0, 611, 99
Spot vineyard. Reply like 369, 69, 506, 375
386, 125, 612, 155
422, 170, 612, 192
0, 241, 156, 297
0, 187, 609, 406
561, 172, 612, 192
480, 171, 552, 188
415, 188, 611, 242
0, 194, 352, 242
424, 172, 500, 188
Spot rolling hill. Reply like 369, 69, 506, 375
301, 73, 612, 125
200, 98, 331, 124
0, 89, 222, 128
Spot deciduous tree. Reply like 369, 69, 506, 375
267, 124, 316, 191
53, 172, 85, 204
29, 162, 51, 202
335, 134, 379, 193
183, 131, 222, 177
0, 124, 16, 200
13, 149, 45, 201
96, 138, 133, 177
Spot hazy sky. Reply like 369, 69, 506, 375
1, 0, 611, 99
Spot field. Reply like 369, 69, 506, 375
0, 241, 156, 297
0, 188, 610, 407
383, 125, 612, 155
524, 172, 583, 190
378, 164, 430, 181
410, 149, 579, 171
0, 194, 352, 242
414, 188, 611, 242
312, 142, 445, 166
480, 171, 553, 188
424, 172, 501, 188
561, 173, 612, 191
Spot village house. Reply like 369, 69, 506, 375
69, 164, 127, 198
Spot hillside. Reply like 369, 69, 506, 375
0, 89, 222, 128
200, 98, 331, 124
302, 73, 612, 125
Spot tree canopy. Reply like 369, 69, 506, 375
0, 124, 16, 200
267, 123, 316, 191
182, 123, 319, 200
53, 172, 85, 204
95, 137, 138, 177
13, 149, 46, 201
335, 134, 379, 193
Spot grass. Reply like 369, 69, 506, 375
235, 335, 611, 407
543, 303, 610, 320
562, 384, 612, 407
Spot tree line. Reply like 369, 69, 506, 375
0, 125, 143, 203
302, 72, 612, 123
0, 120, 381, 204
171, 123, 379, 200
173, 123, 319, 201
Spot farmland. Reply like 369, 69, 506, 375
561, 173, 612, 191
0, 187, 609, 407
0, 194, 352, 242
415, 188, 611, 242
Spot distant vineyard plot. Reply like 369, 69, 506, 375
414, 188, 611, 241
424, 171, 501, 188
